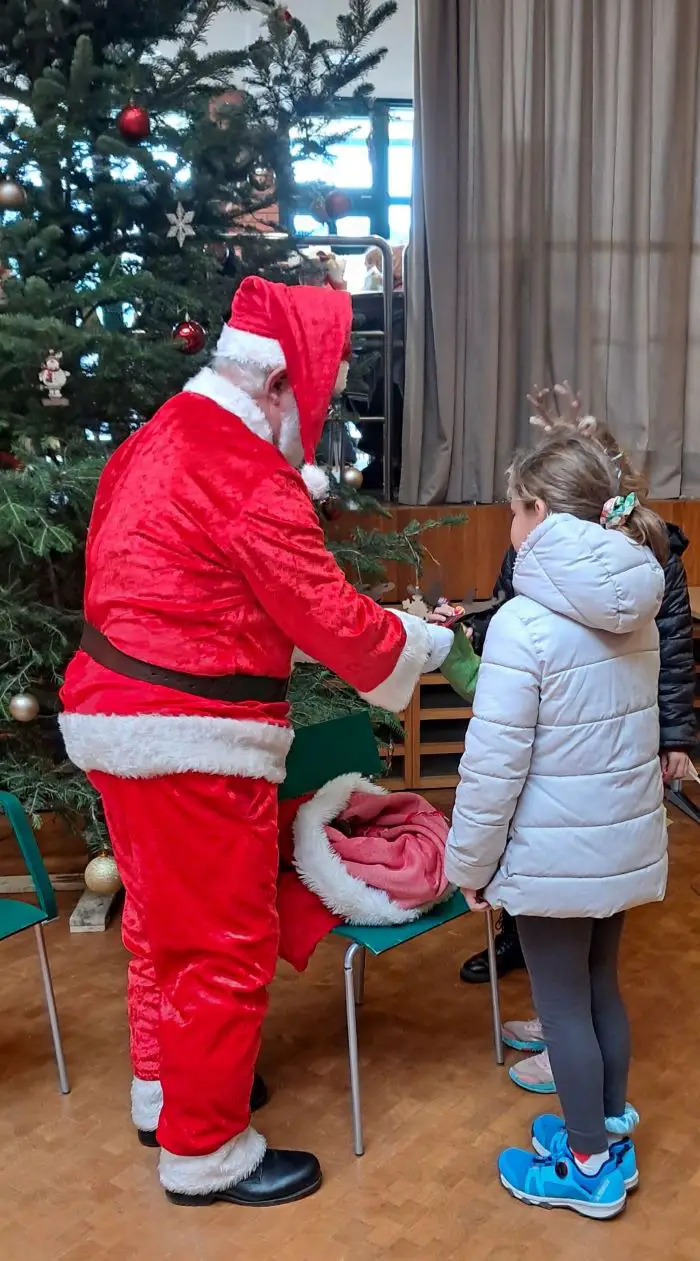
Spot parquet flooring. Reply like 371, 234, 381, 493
2, 801, 700, 1260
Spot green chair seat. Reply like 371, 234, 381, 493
276, 716, 503, 1157
0, 898, 48, 941
331, 890, 468, 955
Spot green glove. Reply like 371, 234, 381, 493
440, 626, 481, 701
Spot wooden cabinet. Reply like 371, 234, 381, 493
379, 672, 471, 792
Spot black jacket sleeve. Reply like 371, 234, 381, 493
657, 552, 696, 751
467, 547, 516, 656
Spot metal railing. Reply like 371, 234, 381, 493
295, 235, 395, 501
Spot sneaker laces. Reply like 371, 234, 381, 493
522, 1018, 543, 1038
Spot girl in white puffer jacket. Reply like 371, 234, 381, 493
445, 431, 668, 1221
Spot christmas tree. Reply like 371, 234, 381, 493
0, 0, 445, 851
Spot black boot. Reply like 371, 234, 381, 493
138, 1072, 269, 1149
165, 1148, 322, 1208
459, 912, 525, 984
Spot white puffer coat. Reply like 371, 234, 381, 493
445, 513, 668, 918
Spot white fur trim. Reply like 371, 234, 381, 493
183, 367, 273, 442
360, 610, 434, 713
335, 361, 349, 393
159, 1126, 267, 1194
293, 773, 423, 925
215, 325, 285, 371
300, 464, 330, 500
131, 1077, 163, 1131
59, 712, 293, 782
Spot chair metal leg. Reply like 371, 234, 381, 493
343, 942, 364, 1156
666, 783, 700, 827
485, 909, 505, 1066
34, 924, 70, 1095
353, 945, 366, 1006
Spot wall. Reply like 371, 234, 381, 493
205, 0, 414, 99
332, 501, 700, 602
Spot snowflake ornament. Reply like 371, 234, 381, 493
166, 203, 195, 248
402, 592, 430, 620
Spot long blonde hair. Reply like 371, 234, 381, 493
508, 429, 669, 564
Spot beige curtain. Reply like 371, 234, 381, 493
401, 0, 700, 503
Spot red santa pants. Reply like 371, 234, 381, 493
89, 770, 280, 1158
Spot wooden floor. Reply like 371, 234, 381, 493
2, 804, 700, 1261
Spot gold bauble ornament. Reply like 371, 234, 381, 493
342, 465, 363, 490
84, 852, 122, 896
0, 179, 27, 210
9, 693, 39, 722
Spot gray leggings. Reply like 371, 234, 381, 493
516, 914, 630, 1154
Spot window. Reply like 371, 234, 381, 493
290, 100, 414, 291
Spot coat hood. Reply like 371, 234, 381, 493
666, 520, 689, 558
513, 513, 665, 634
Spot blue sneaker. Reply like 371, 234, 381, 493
498, 1130, 627, 1219
531, 1114, 639, 1191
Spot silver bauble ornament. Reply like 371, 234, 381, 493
9, 693, 39, 722
342, 465, 363, 490
84, 852, 122, 896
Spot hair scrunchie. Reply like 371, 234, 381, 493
600, 492, 637, 529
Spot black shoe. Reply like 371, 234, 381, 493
138, 1072, 269, 1149
165, 1148, 322, 1208
459, 929, 525, 984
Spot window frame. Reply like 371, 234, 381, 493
288, 96, 413, 245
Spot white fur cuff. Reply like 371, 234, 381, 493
159, 1126, 267, 1194
131, 1077, 163, 1131
360, 609, 434, 713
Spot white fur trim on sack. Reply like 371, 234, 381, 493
131, 1077, 163, 1131
300, 463, 330, 500
159, 1125, 267, 1194
59, 712, 293, 782
184, 367, 273, 442
360, 609, 434, 713
215, 324, 285, 371
292, 772, 424, 926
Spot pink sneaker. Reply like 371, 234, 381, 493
501, 1017, 546, 1053
509, 1048, 556, 1095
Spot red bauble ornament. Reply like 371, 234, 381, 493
117, 104, 151, 143
324, 190, 351, 221
172, 319, 206, 354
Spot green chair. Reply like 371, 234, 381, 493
282, 716, 503, 1156
0, 792, 70, 1094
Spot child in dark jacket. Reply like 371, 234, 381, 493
456, 396, 696, 1094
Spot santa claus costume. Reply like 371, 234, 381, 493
60, 277, 452, 1207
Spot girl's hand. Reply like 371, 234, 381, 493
660, 750, 692, 784
427, 600, 472, 633
463, 888, 490, 912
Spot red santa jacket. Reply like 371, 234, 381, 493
60, 370, 433, 783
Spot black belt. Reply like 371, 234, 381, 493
80, 624, 289, 704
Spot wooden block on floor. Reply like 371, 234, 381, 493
69, 887, 122, 933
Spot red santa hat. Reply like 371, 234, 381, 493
216, 277, 352, 497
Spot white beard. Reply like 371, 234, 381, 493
277, 405, 329, 499
277, 403, 304, 469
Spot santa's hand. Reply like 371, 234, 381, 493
424, 624, 454, 671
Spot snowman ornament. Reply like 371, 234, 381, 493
39, 350, 69, 407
